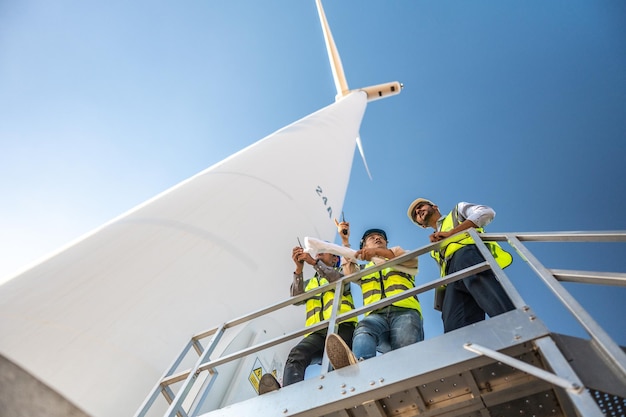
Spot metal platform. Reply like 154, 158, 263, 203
197, 308, 605, 417
136, 231, 626, 417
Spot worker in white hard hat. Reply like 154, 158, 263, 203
407, 198, 515, 333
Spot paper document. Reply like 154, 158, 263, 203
303, 236, 357, 259
303, 236, 417, 275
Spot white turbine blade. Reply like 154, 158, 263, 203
316, 0, 349, 99
356, 135, 373, 180
0, 93, 368, 417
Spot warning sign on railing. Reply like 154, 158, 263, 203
248, 357, 277, 394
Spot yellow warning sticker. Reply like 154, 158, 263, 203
249, 372, 259, 392
249, 357, 277, 394
249, 358, 264, 394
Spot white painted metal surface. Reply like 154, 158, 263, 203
0, 92, 367, 417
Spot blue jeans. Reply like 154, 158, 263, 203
442, 244, 515, 333
352, 306, 424, 361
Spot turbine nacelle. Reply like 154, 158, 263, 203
344, 81, 403, 103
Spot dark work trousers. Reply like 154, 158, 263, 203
283, 322, 355, 386
442, 245, 515, 333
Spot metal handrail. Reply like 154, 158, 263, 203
504, 233, 626, 380
135, 234, 467, 416
135, 230, 626, 417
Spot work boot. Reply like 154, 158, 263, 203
326, 333, 357, 370
259, 373, 281, 394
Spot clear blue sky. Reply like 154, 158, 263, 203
1, 1, 625, 345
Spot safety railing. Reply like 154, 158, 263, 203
134, 230, 626, 417
485, 231, 626, 378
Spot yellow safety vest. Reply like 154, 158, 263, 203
304, 275, 357, 328
430, 207, 513, 276
360, 261, 422, 315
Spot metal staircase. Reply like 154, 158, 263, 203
135, 230, 626, 417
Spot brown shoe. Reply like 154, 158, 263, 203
259, 373, 281, 394
326, 333, 357, 370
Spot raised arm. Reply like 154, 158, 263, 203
290, 246, 306, 297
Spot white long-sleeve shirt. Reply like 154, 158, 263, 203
436, 202, 495, 231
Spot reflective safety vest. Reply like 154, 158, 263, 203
360, 261, 422, 315
430, 207, 513, 276
304, 275, 357, 328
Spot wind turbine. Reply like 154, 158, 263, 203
0, 2, 403, 416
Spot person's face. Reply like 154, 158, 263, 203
317, 252, 339, 267
364, 233, 387, 249
414, 203, 435, 228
